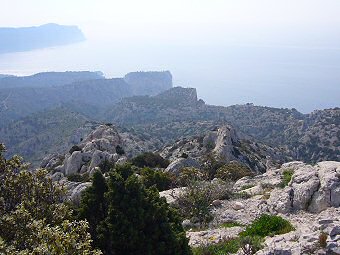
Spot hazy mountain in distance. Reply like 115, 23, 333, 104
0, 71, 104, 89
0, 23, 85, 54
0, 70, 173, 125
0, 74, 14, 79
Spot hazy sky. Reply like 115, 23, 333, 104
1, 0, 340, 46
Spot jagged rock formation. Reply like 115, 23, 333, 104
42, 124, 159, 175
161, 125, 289, 174
234, 161, 340, 214
0, 23, 85, 54
267, 161, 340, 214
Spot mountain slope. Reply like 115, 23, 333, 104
0, 107, 96, 165
0, 71, 172, 126
104, 87, 339, 163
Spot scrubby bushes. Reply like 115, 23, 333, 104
240, 214, 295, 237
0, 144, 100, 255
115, 145, 125, 155
98, 159, 115, 173
67, 173, 90, 182
175, 180, 232, 224
193, 214, 294, 255
193, 238, 240, 255
78, 164, 192, 255
131, 152, 170, 168
216, 162, 253, 181
279, 169, 294, 188
139, 167, 173, 191
177, 167, 207, 187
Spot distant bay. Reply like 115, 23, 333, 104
0, 36, 339, 113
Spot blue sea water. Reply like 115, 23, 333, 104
0, 38, 339, 113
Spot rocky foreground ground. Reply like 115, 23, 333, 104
162, 161, 340, 254
42, 124, 340, 254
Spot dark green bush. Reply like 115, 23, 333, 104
98, 159, 115, 173
131, 152, 170, 168
202, 154, 225, 179
177, 167, 207, 187
140, 167, 173, 191
240, 214, 294, 238
67, 173, 90, 182
115, 145, 125, 155
78, 164, 192, 255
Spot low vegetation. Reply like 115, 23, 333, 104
240, 214, 295, 237
0, 144, 100, 254
193, 214, 294, 255
175, 180, 232, 224
131, 152, 170, 168
279, 169, 294, 188
215, 162, 253, 182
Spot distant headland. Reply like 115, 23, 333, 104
0, 23, 85, 54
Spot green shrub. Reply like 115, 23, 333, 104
202, 154, 225, 179
239, 236, 263, 255
67, 173, 90, 182
181, 153, 189, 158
177, 167, 207, 187
98, 159, 115, 173
192, 238, 240, 255
140, 167, 173, 191
241, 184, 255, 190
78, 164, 192, 255
279, 169, 294, 188
216, 162, 253, 182
131, 152, 170, 168
193, 214, 293, 255
115, 145, 125, 155
240, 214, 295, 238
175, 181, 232, 224
220, 221, 243, 228
0, 144, 99, 254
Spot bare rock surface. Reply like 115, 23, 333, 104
181, 161, 340, 254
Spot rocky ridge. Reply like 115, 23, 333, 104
161, 125, 289, 174
105, 87, 339, 164
183, 161, 340, 254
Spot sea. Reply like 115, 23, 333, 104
1, 37, 339, 113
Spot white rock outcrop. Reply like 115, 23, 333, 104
268, 161, 340, 213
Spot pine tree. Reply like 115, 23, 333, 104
78, 171, 108, 248
79, 164, 192, 255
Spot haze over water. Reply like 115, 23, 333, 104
1, 0, 340, 113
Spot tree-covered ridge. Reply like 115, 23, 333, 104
0, 107, 94, 165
